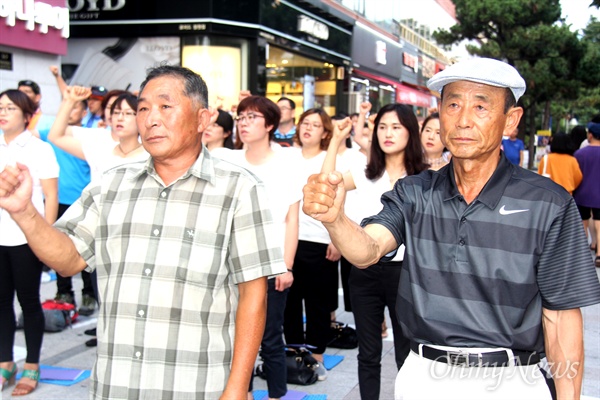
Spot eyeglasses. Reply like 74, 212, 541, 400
0, 106, 19, 114
235, 113, 264, 124
112, 110, 136, 118
300, 121, 323, 130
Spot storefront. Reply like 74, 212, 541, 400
399, 42, 437, 119
66, 0, 352, 114
348, 21, 402, 114
0, 0, 70, 115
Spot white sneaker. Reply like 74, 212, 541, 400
315, 363, 327, 381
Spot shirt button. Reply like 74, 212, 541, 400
135, 351, 142, 359
160, 191, 167, 198
153, 229, 160, 236
459, 239, 465, 246
144, 268, 152, 275
138, 310, 145, 317
461, 217, 467, 223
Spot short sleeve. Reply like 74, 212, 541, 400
360, 180, 407, 255
37, 141, 59, 180
54, 184, 100, 270
537, 198, 600, 309
228, 179, 287, 284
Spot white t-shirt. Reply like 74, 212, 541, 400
296, 149, 351, 244
350, 163, 405, 262
72, 126, 149, 181
0, 131, 59, 246
213, 147, 303, 247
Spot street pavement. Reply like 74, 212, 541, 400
5, 266, 600, 400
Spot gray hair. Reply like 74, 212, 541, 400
139, 64, 208, 108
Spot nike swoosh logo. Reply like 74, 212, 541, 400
499, 205, 529, 215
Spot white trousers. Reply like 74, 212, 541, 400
395, 349, 552, 400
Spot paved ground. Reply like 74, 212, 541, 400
5, 265, 600, 400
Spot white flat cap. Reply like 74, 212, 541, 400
427, 58, 526, 102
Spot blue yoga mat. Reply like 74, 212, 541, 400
17, 365, 91, 386
322, 353, 344, 370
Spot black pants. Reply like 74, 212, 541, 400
349, 261, 410, 400
0, 244, 44, 364
339, 257, 352, 312
55, 203, 95, 299
284, 240, 338, 354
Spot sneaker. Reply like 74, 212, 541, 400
315, 362, 327, 381
79, 294, 97, 316
55, 293, 76, 307
84, 328, 97, 336
85, 338, 97, 347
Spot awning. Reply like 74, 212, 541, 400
397, 84, 434, 108
352, 69, 435, 108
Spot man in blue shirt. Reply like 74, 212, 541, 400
502, 127, 525, 166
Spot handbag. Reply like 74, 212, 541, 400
255, 345, 319, 385
328, 321, 358, 349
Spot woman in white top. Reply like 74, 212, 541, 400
420, 112, 450, 170
48, 87, 148, 182
214, 96, 299, 400
0, 89, 59, 396
323, 103, 429, 400
282, 109, 341, 379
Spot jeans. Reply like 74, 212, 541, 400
249, 278, 288, 398
349, 261, 410, 400
0, 244, 44, 364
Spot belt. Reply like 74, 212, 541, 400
410, 341, 540, 367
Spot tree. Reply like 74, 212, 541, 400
433, 0, 588, 168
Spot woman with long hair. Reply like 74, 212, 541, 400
420, 112, 450, 170
283, 108, 340, 380
322, 103, 428, 400
202, 109, 234, 150
0, 89, 59, 396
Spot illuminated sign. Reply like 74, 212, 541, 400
403, 52, 418, 73
297, 14, 329, 41
0, 0, 69, 37
375, 40, 387, 65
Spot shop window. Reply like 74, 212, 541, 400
266, 46, 337, 117
182, 36, 249, 112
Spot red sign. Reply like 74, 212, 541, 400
0, 0, 69, 55
403, 52, 418, 73
397, 84, 432, 108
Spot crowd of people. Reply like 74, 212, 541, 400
0, 58, 599, 400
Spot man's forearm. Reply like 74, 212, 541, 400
324, 214, 385, 268
221, 277, 267, 399
12, 201, 87, 277
543, 308, 584, 400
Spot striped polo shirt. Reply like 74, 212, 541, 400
362, 153, 600, 353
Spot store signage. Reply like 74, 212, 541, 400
297, 14, 329, 41
403, 52, 418, 73
0, 0, 69, 37
421, 56, 435, 79
68, 0, 125, 12
375, 40, 387, 65
0, 51, 12, 70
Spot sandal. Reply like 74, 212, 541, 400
382, 321, 388, 338
591, 244, 597, 252
0, 364, 17, 391
12, 368, 39, 396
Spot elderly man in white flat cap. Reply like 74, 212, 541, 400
301, 57, 600, 399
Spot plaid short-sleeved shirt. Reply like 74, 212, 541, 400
55, 147, 286, 399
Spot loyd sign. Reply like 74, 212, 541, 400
68, 0, 125, 12
0, 0, 69, 38
297, 14, 329, 41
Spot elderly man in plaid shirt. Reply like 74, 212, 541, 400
0, 65, 286, 399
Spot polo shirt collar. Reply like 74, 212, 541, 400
131, 146, 217, 186
442, 152, 515, 209
0, 130, 33, 147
